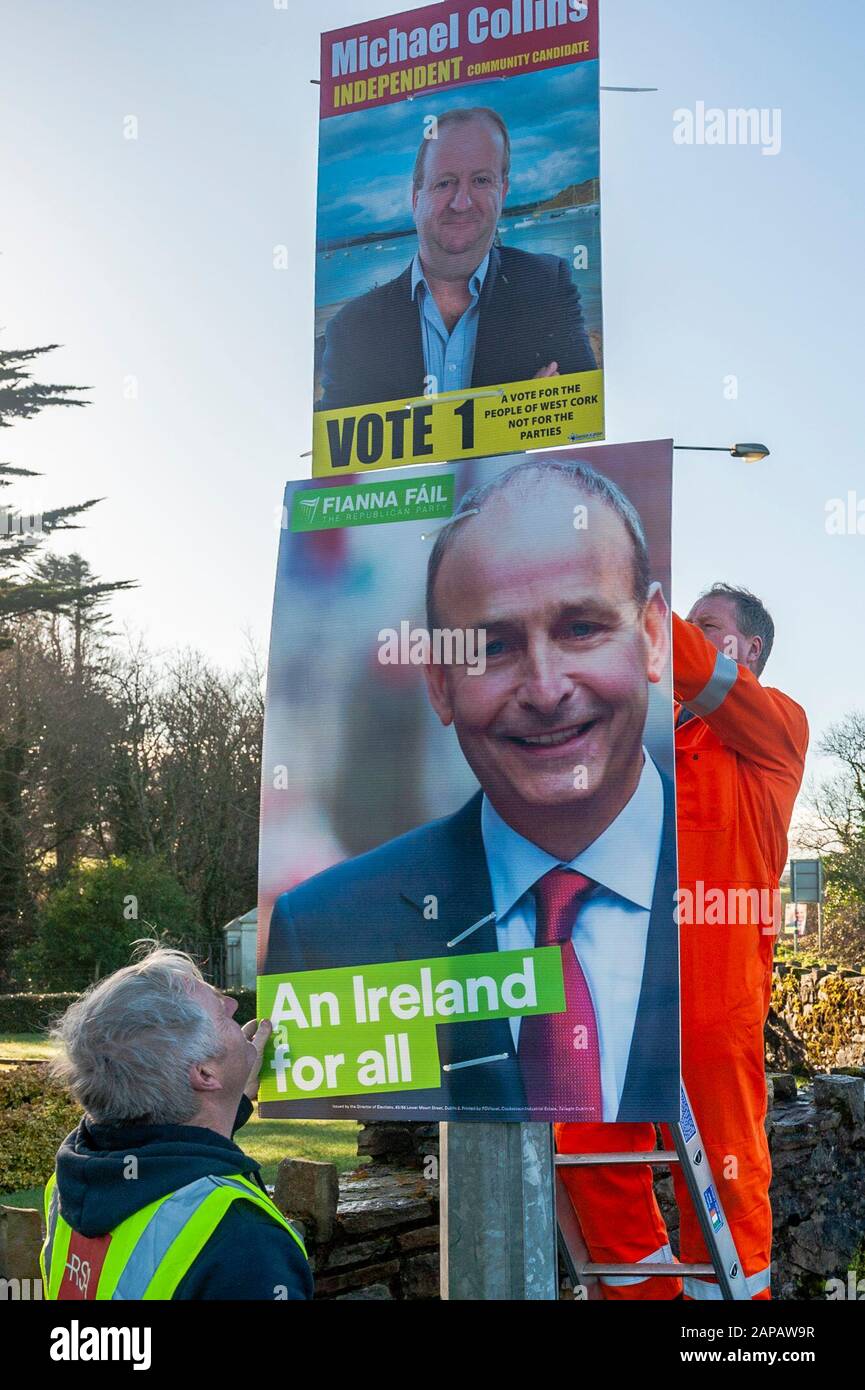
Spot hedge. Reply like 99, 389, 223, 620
0, 989, 259, 1035
0, 993, 78, 1034
0, 1064, 82, 1193
229, 990, 257, 1027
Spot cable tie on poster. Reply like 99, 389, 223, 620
403, 387, 504, 411
420, 508, 480, 542
446, 910, 496, 948
443, 1053, 509, 1072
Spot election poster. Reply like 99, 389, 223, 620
784, 903, 807, 935
257, 441, 679, 1122
312, 0, 604, 476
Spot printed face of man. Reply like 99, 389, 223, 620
424, 478, 669, 833
412, 117, 508, 274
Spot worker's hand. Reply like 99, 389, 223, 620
242, 1018, 272, 1100
533, 361, 559, 378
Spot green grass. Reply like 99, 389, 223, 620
234, 1113, 362, 1184
1, 1186, 42, 1210
0, 1032, 55, 1062
0, 1031, 363, 1206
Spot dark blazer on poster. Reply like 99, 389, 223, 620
317, 243, 597, 412
261, 775, 680, 1123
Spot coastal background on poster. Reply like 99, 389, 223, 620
314, 61, 602, 374
312, 0, 604, 471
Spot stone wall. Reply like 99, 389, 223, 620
273, 1160, 439, 1300
766, 1072, 865, 1298
770, 965, 865, 1072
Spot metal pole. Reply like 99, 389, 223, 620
440, 1122, 558, 1300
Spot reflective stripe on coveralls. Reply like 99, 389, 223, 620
683, 1267, 772, 1301
688, 648, 739, 715
556, 613, 808, 1302
41, 1170, 307, 1300
600, 1242, 674, 1288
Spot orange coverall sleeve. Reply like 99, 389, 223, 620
672, 612, 809, 777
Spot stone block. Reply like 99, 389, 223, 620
768, 1072, 798, 1103
812, 1074, 865, 1128
319, 1234, 394, 1271
357, 1121, 439, 1168
789, 1214, 854, 1278
396, 1225, 438, 1253
402, 1251, 439, 1300
336, 1283, 393, 1300
316, 1259, 400, 1298
273, 1158, 339, 1243
337, 1167, 434, 1237
0, 1205, 43, 1283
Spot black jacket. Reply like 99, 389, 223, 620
318, 243, 597, 411
53, 1095, 313, 1300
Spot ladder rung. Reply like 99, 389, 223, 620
555, 1151, 678, 1166
582, 1262, 714, 1278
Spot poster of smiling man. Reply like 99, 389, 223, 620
312, 0, 604, 475
257, 440, 678, 1123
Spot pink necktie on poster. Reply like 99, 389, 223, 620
519, 868, 602, 1121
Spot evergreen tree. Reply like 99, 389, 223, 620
0, 339, 131, 982
0, 342, 98, 645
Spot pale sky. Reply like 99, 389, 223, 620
1, 0, 863, 810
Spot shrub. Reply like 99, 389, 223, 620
0, 1065, 81, 1193
0, 988, 257, 1035
0, 993, 78, 1033
18, 856, 198, 991
821, 881, 865, 969
229, 990, 257, 1027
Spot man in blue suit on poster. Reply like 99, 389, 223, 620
317, 107, 597, 411
263, 459, 680, 1124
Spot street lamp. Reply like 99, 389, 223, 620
674, 443, 771, 463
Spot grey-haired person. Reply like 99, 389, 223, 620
40, 946, 312, 1301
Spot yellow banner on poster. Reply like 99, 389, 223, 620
312, 370, 604, 476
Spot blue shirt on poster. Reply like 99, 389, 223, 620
410, 251, 492, 393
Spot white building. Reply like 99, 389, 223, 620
222, 907, 257, 990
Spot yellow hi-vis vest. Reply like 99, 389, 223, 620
40, 1170, 307, 1300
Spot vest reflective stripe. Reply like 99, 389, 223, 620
688, 648, 739, 716
40, 1176, 59, 1290
41, 1171, 306, 1301
113, 1176, 226, 1300
41, 1175, 71, 1299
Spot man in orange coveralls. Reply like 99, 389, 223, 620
556, 583, 809, 1300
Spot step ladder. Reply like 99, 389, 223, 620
554, 1082, 752, 1300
